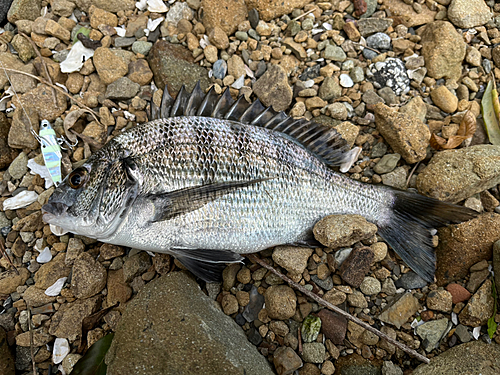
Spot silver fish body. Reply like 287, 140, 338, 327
42, 85, 477, 282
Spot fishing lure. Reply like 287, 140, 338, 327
38, 120, 63, 186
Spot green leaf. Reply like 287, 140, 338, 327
72, 27, 91, 44
488, 316, 497, 339
481, 80, 500, 145
70, 333, 114, 375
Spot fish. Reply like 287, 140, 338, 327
42, 82, 478, 282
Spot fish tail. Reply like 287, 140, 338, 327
377, 190, 478, 282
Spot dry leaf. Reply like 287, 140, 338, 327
63, 109, 86, 143
430, 110, 476, 150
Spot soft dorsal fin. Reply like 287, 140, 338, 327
149, 82, 360, 170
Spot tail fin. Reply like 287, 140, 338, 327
377, 190, 478, 282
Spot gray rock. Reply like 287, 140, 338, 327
366, 32, 391, 50
379, 293, 420, 328
71, 252, 107, 299
417, 145, 500, 203
131, 41, 153, 55
105, 77, 140, 100
323, 45, 347, 62
368, 58, 409, 96
459, 279, 494, 327
363, 48, 379, 60
253, 64, 292, 112
213, 59, 227, 79
166, 1, 193, 26
415, 318, 450, 352
114, 37, 136, 48
357, 18, 393, 37
413, 341, 500, 375
350, 66, 365, 83
381, 167, 407, 189
382, 361, 403, 375
371, 142, 387, 158
318, 76, 342, 100
311, 275, 334, 291
7, 152, 28, 180
378, 87, 398, 105
0, 0, 13, 24
122, 252, 151, 283
106, 272, 274, 375
373, 154, 400, 174
394, 271, 427, 290
455, 324, 471, 343
301, 342, 326, 363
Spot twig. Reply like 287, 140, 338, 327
1, 67, 100, 123
248, 254, 431, 364
19, 32, 57, 105
406, 161, 420, 189
297, 327, 303, 354
0, 238, 19, 275
27, 303, 37, 375
293, 7, 318, 21
352, 42, 381, 54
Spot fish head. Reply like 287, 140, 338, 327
42, 146, 139, 240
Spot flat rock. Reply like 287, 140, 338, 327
273, 346, 303, 375
71, 252, 107, 299
253, 64, 293, 112
93, 47, 128, 85
7, 0, 40, 23
317, 309, 347, 345
127, 59, 153, 86
272, 246, 313, 275
0, 268, 30, 295
105, 272, 274, 375
201, 0, 247, 35
148, 40, 210, 96
415, 318, 449, 352
447, 0, 492, 29
105, 77, 140, 100
420, 21, 466, 81
246, 0, 313, 21
413, 341, 500, 375
48, 295, 101, 340
122, 252, 151, 283
22, 286, 56, 307
15, 327, 52, 347
381, 0, 436, 28
357, 17, 393, 37
339, 247, 374, 288
13, 84, 67, 122
459, 279, 494, 327
378, 293, 420, 329
107, 269, 132, 305
416, 145, 500, 203
435, 213, 500, 285
34, 253, 71, 290
374, 103, 430, 164
313, 215, 377, 249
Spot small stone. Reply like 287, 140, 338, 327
379, 293, 420, 328
371, 242, 387, 263
71, 252, 107, 299
313, 215, 377, 249
430, 86, 458, 113
7, 0, 41, 23
35, 253, 71, 289
347, 290, 368, 308
357, 18, 393, 37
338, 247, 374, 288
253, 64, 292, 112
339, 74, 354, 88
426, 289, 452, 312
131, 41, 152, 55
22, 286, 56, 307
301, 342, 326, 364
366, 32, 391, 50
318, 77, 342, 100
48, 295, 100, 339
272, 246, 313, 275
459, 279, 494, 327
0, 268, 30, 295
8, 152, 28, 180
208, 26, 229, 50
127, 59, 153, 86
415, 318, 449, 352
221, 294, 239, 315
16, 327, 53, 347
446, 283, 471, 304
122, 252, 151, 283
373, 153, 400, 174
323, 45, 346, 62
283, 37, 307, 60
455, 324, 471, 343
265, 285, 297, 320
166, 1, 193, 26
447, 0, 492, 29
350, 66, 364, 83
367, 58, 409, 96
273, 346, 303, 375
394, 272, 427, 290
227, 55, 246, 80
360, 277, 381, 296
45, 19, 70, 41
204, 45, 218, 63
93, 47, 128, 84
89, 6, 118, 29
107, 269, 132, 305
105, 77, 140, 100
65, 238, 85, 265
323, 288, 346, 305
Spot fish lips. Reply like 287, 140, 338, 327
42, 202, 69, 224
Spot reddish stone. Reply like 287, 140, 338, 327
446, 283, 472, 304
339, 247, 374, 288
317, 309, 347, 345
420, 310, 434, 322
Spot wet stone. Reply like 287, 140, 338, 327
394, 271, 427, 290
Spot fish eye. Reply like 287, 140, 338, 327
68, 168, 88, 189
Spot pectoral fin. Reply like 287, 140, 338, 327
148, 178, 271, 222
171, 247, 243, 282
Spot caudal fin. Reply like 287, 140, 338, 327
377, 190, 478, 282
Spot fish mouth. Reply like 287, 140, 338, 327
42, 202, 69, 224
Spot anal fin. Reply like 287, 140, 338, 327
172, 248, 243, 282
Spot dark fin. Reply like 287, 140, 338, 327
148, 178, 271, 222
378, 190, 479, 282
150, 98, 160, 120
172, 248, 243, 282
157, 82, 358, 169
159, 85, 175, 118
292, 238, 323, 248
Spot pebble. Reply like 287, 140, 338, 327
415, 318, 449, 352
301, 342, 326, 364
379, 293, 420, 329
367, 58, 409, 96
447, 0, 492, 29
455, 324, 472, 343
273, 347, 303, 375
373, 154, 400, 174
301, 315, 321, 343
132, 41, 153, 55
71, 252, 107, 299
359, 277, 381, 296
105, 77, 140, 100
394, 272, 427, 290
264, 285, 296, 320
339, 74, 353, 88
459, 279, 494, 327
272, 246, 313, 275
212, 59, 227, 80
366, 32, 391, 50
253, 64, 292, 112
323, 45, 346, 62
318, 77, 342, 100
122, 252, 151, 283
430, 86, 458, 113
339, 247, 374, 288
93, 47, 128, 84
446, 283, 472, 304
426, 289, 453, 313
8, 152, 28, 180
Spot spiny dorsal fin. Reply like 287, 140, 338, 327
153, 82, 359, 169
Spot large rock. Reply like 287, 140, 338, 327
71, 252, 107, 299
14, 84, 67, 122
72, 0, 135, 13
447, 0, 492, 29
201, 0, 247, 35
413, 341, 500, 375
253, 64, 293, 112
148, 40, 210, 96
246, 0, 313, 21
7, 0, 40, 22
0, 268, 30, 295
459, 279, 495, 327
105, 272, 274, 375
0, 327, 15, 375
313, 215, 377, 249
416, 145, 500, 203
435, 213, 500, 285
420, 21, 466, 81
380, 0, 436, 27
374, 103, 430, 164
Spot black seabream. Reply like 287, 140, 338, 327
42, 82, 477, 282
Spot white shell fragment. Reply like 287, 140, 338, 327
3, 190, 38, 210
60, 41, 95, 73
472, 326, 481, 340
147, 17, 164, 33
45, 277, 67, 297
37, 247, 53, 264
53, 338, 70, 364
28, 158, 54, 189
136, 0, 147, 11
114, 27, 126, 37
339, 73, 354, 88
147, 0, 168, 13
451, 312, 458, 325
231, 75, 245, 90
50, 224, 69, 236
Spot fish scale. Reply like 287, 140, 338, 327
43, 84, 478, 282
